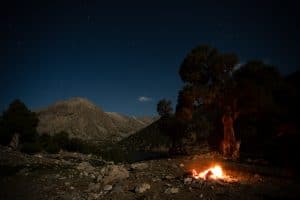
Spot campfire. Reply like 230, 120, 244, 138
191, 164, 237, 182
192, 165, 223, 180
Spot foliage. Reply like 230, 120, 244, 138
0, 99, 39, 145
174, 45, 239, 152
44, 141, 60, 154
65, 138, 85, 152
21, 142, 42, 154
157, 99, 173, 118
233, 60, 283, 113
173, 44, 297, 161
52, 131, 69, 149
177, 45, 238, 116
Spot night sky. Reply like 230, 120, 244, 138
1, 0, 299, 116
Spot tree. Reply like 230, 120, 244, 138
232, 61, 284, 156
177, 45, 239, 116
176, 45, 284, 159
157, 99, 173, 118
0, 99, 39, 146
176, 45, 239, 157
176, 45, 283, 159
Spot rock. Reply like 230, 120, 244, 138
70, 186, 74, 190
64, 182, 70, 186
83, 171, 89, 176
184, 177, 192, 184
34, 154, 43, 158
77, 162, 94, 172
101, 165, 129, 185
103, 184, 113, 191
130, 162, 148, 170
165, 175, 175, 180
90, 174, 96, 179
96, 175, 103, 182
18, 168, 29, 176
88, 193, 101, 200
165, 187, 179, 194
135, 183, 151, 193
88, 183, 101, 192
179, 163, 184, 167
112, 182, 124, 193
254, 174, 263, 182
152, 177, 161, 182
200, 193, 203, 198
165, 183, 172, 187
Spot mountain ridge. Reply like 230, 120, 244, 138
36, 97, 157, 142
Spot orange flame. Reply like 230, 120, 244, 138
192, 165, 224, 180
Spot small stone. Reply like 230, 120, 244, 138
165, 175, 174, 180
34, 154, 43, 158
88, 183, 101, 192
184, 177, 192, 184
97, 175, 103, 182
254, 174, 263, 182
179, 163, 184, 167
65, 182, 70, 186
70, 186, 74, 190
152, 177, 161, 182
165, 187, 179, 194
200, 193, 203, 198
130, 162, 148, 170
135, 183, 151, 193
103, 184, 113, 191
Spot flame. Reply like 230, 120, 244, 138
192, 165, 224, 180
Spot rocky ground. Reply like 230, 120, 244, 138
1, 145, 300, 200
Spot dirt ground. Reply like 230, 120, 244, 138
1, 147, 300, 200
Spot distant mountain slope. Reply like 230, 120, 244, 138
117, 119, 171, 152
36, 97, 156, 142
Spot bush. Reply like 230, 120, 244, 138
44, 142, 60, 154
33, 132, 97, 155
65, 138, 84, 152
38, 134, 52, 148
52, 131, 69, 149
21, 142, 42, 154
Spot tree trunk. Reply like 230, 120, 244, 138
9, 133, 20, 150
222, 113, 240, 159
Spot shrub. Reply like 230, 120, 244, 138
65, 138, 84, 152
38, 134, 52, 147
21, 142, 42, 154
52, 131, 69, 149
44, 142, 60, 154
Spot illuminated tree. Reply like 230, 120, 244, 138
176, 45, 283, 158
